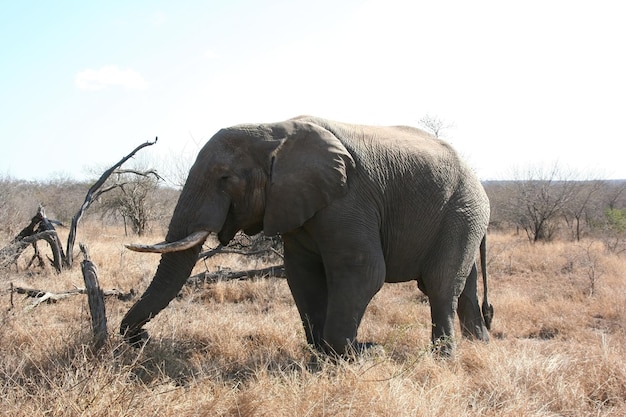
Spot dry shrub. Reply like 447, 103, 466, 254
1, 225, 625, 416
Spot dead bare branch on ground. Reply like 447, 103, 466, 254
9, 285, 134, 308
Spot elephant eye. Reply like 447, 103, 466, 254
219, 174, 240, 185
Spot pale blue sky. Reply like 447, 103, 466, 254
1, 0, 624, 181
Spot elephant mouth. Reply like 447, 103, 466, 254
125, 230, 210, 253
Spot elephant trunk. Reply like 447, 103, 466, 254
120, 245, 201, 345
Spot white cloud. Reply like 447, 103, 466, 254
75, 66, 147, 91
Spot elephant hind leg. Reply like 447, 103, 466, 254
422, 238, 483, 354
322, 268, 385, 356
457, 263, 489, 341
428, 294, 458, 356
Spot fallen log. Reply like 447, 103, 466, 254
11, 285, 134, 309
14, 287, 80, 310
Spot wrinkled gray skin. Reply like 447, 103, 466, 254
121, 116, 493, 355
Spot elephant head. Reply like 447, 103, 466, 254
120, 120, 355, 344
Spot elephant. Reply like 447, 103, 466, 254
121, 116, 493, 356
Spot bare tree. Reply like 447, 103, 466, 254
157, 135, 202, 189
562, 180, 605, 241
418, 114, 454, 138
603, 181, 626, 210
508, 162, 580, 242
601, 207, 626, 254
160, 151, 195, 189
0, 176, 20, 238
98, 166, 163, 236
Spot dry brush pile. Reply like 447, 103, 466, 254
0, 223, 624, 416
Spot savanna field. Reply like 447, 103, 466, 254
1, 221, 625, 417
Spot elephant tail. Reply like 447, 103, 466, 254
480, 234, 494, 330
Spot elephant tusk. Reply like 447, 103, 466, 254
125, 230, 211, 253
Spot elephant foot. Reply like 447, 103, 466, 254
460, 322, 490, 342
431, 336, 456, 358
305, 341, 385, 371
323, 340, 385, 360
349, 341, 385, 357
122, 326, 150, 348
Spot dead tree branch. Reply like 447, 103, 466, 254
191, 235, 285, 286
65, 138, 158, 268
12, 285, 133, 299
92, 184, 127, 200
1, 231, 55, 268
187, 265, 286, 286
80, 244, 107, 350
0, 206, 64, 272
198, 235, 284, 262
198, 246, 282, 260
113, 169, 163, 180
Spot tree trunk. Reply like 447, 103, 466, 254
80, 244, 108, 351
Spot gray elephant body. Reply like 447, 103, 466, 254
121, 116, 492, 355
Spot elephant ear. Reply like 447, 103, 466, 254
263, 122, 355, 235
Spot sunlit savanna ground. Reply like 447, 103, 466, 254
1, 224, 625, 416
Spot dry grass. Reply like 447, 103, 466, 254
1, 225, 625, 416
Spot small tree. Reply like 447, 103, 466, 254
602, 207, 626, 254
418, 114, 454, 138
562, 180, 605, 241
160, 150, 196, 190
604, 181, 626, 210
0, 177, 18, 238
563, 241, 605, 296
99, 169, 162, 236
508, 162, 579, 242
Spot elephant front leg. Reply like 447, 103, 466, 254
283, 236, 328, 350
285, 226, 386, 357
286, 270, 328, 350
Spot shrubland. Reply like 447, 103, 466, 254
1, 221, 625, 416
